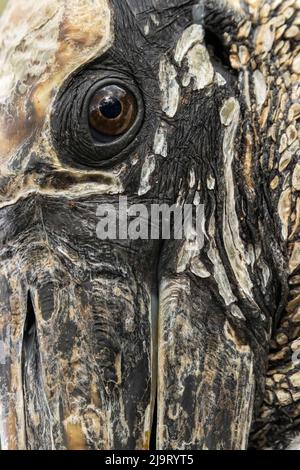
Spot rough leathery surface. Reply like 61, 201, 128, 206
0, 0, 299, 450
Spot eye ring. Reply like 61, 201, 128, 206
51, 75, 144, 169
83, 78, 144, 161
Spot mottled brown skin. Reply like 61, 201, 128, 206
0, 0, 299, 450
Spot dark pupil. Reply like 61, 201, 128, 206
99, 96, 122, 119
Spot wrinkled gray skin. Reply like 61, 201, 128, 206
0, 0, 299, 450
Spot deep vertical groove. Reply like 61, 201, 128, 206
149, 240, 164, 450
150, 394, 157, 450
23, 293, 36, 345
21, 291, 37, 449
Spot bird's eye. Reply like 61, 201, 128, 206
89, 85, 137, 138
52, 76, 144, 168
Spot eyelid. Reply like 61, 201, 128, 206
51, 73, 145, 169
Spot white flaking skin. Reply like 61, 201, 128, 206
138, 155, 156, 196
174, 23, 214, 91
220, 97, 254, 301
153, 123, 168, 158
253, 69, 268, 112
182, 44, 214, 90
208, 215, 237, 306
0, 0, 125, 452
159, 56, 180, 118
174, 24, 205, 65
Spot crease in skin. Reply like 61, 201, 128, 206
176, 204, 205, 275
157, 272, 256, 449
0, 274, 28, 449
0, 0, 113, 170
0, 0, 123, 451
156, 13, 258, 448
149, 290, 159, 449
0, 0, 299, 452
22, 274, 116, 449
0, 182, 124, 210
220, 97, 254, 301
157, 276, 192, 448
207, 214, 237, 306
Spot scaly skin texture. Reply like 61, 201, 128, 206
231, 0, 300, 450
0, 0, 299, 450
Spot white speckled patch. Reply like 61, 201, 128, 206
153, 122, 168, 157
220, 97, 254, 300
138, 155, 156, 196
159, 56, 180, 118
182, 43, 214, 90
174, 24, 204, 65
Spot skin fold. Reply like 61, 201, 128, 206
0, 0, 299, 450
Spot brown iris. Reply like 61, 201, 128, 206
89, 85, 137, 137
